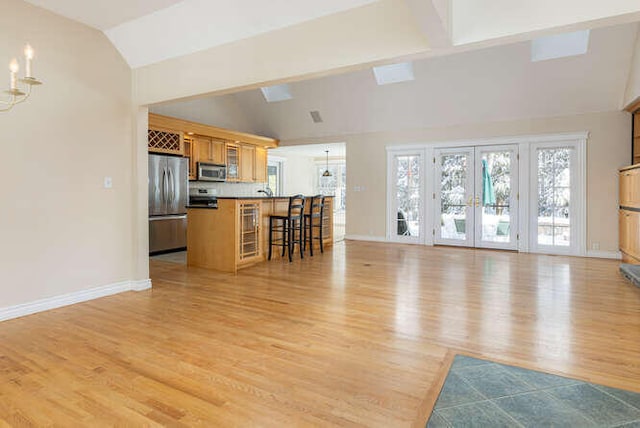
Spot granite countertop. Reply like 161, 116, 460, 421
186, 204, 218, 209
216, 195, 334, 200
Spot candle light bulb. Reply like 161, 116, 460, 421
24, 44, 33, 78
24, 44, 34, 60
9, 58, 19, 73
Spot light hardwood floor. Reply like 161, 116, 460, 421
1, 241, 639, 426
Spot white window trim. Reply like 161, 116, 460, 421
385, 132, 588, 255
386, 148, 427, 244
528, 138, 586, 257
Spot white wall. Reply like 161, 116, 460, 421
267, 153, 316, 196
284, 110, 630, 253
624, 24, 640, 108
0, 0, 134, 308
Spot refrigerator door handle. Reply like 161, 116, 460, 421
168, 168, 174, 202
149, 215, 187, 221
162, 168, 168, 206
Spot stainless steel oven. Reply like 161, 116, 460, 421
197, 162, 226, 182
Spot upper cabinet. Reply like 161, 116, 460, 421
194, 136, 226, 165
240, 145, 255, 182
148, 127, 184, 155
226, 143, 240, 182
254, 148, 267, 183
148, 113, 277, 183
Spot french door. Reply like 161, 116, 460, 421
434, 145, 519, 250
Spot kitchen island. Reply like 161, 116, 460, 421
187, 196, 334, 272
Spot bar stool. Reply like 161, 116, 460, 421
303, 195, 325, 256
268, 195, 305, 262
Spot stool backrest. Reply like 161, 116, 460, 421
310, 194, 325, 218
288, 194, 305, 220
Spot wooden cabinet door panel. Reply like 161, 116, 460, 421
254, 148, 267, 183
184, 137, 196, 180
226, 143, 240, 181
240, 145, 255, 182
194, 136, 213, 163
620, 168, 640, 208
211, 140, 226, 165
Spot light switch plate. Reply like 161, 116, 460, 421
104, 176, 113, 189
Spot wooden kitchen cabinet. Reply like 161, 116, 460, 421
619, 164, 640, 264
194, 136, 226, 165
620, 166, 640, 209
149, 113, 278, 183
188, 196, 334, 272
148, 127, 184, 155
183, 136, 196, 180
254, 148, 267, 183
238, 201, 261, 264
240, 145, 255, 182
226, 143, 240, 181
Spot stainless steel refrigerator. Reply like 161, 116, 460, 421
148, 154, 188, 254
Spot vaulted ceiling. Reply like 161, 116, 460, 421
22, 0, 640, 71
151, 23, 638, 142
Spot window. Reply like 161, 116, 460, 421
529, 139, 585, 256
536, 148, 571, 247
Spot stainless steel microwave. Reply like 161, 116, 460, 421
197, 162, 226, 182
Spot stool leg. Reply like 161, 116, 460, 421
303, 217, 307, 253
288, 219, 293, 262
319, 216, 324, 253
268, 217, 273, 260
309, 217, 314, 257
299, 218, 304, 259
281, 219, 287, 258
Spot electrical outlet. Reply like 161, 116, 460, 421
103, 176, 113, 189
592, 242, 600, 250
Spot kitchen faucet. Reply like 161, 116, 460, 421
257, 187, 273, 197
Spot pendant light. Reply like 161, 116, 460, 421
322, 150, 332, 177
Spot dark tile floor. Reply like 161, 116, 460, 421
428, 355, 640, 428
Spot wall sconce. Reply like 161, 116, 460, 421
1, 44, 42, 112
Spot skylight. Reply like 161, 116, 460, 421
260, 84, 293, 102
373, 62, 415, 85
531, 30, 590, 62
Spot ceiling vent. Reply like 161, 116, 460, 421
310, 110, 323, 123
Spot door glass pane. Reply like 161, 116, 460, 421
480, 151, 512, 243
440, 154, 468, 240
537, 148, 571, 246
396, 155, 420, 237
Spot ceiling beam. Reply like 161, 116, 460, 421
403, 0, 452, 49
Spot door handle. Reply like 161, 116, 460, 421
163, 168, 169, 204
475, 196, 480, 207
467, 196, 473, 207
168, 168, 174, 202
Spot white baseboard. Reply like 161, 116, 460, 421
131, 279, 153, 291
344, 234, 389, 243
586, 250, 622, 260
0, 279, 152, 322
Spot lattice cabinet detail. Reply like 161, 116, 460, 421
148, 128, 184, 155
239, 202, 261, 261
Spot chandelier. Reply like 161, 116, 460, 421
1, 44, 42, 112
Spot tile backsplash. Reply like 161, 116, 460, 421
189, 181, 267, 197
